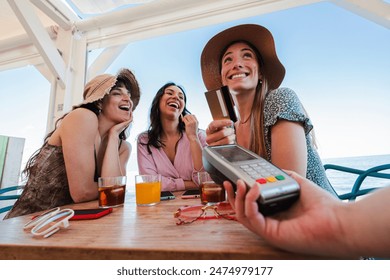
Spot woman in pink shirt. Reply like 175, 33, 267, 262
137, 82, 207, 191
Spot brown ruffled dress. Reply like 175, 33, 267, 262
4, 143, 73, 219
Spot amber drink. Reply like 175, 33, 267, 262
197, 171, 225, 205
98, 176, 127, 208
200, 181, 225, 204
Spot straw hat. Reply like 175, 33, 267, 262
201, 24, 285, 91
83, 68, 140, 110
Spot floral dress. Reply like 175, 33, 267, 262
263, 87, 337, 196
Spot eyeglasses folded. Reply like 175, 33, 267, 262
174, 202, 236, 225
23, 207, 74, 238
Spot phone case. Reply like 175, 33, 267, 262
70, 208, 113, 220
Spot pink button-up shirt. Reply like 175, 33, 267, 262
137, 131, 207, 191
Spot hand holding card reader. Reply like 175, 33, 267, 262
202, 144, 300, 216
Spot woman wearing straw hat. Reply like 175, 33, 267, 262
5, 68, 140, 219
201, 24, 335, 194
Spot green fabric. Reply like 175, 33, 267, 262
0, 136, 9, 183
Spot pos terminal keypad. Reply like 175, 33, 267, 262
202, 144, 300, 216
239, 162, 286, 185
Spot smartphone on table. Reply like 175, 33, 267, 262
160, 191, 176, 200
181, 189, 201, 199
70, 208, 113, 220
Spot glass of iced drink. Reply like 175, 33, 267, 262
197, 171, 226, 205
97, 176, 127, 208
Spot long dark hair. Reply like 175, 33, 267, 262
22, 77, 131, 180
143, 82, 191, 153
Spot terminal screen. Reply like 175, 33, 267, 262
213, 145, 257, 162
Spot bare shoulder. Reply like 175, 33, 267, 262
58, 108, 98, 142
66, 108, 97, 121
63, 108, 98, 129
120, 140, 132, 154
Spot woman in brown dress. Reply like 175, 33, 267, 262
4, 68, 140, 219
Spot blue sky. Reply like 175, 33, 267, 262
1, 2, 389, 174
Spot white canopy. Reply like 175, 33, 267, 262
1, 0, 389, 132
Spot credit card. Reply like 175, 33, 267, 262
205, 86, 237, 122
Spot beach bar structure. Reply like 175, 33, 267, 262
0, 0, 389, 136
0, 135, 24, 189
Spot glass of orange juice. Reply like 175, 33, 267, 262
135, 174, 161, 206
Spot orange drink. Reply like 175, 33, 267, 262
135, 174, 161, 206
135, 181, 161, 205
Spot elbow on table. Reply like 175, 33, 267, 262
71, 188, 98, 203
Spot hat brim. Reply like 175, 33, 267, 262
201, 24, 285, 91
82, 68, 140, 110
82, 74, 116, 105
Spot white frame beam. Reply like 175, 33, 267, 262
0, 45, 43, 72
31, 0, 79, 30
78, 0, 323, 50
86, 45, 127, 81
7, 0, 67, 88
331, 0, 390, 29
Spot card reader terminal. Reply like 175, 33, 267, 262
203, 144, 300, 215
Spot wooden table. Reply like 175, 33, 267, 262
0, 190, 325, 260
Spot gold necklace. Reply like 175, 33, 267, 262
239, 115, 251, 124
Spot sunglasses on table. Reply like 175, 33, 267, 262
174, 202, 236, 225
24, 207, 74, 238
